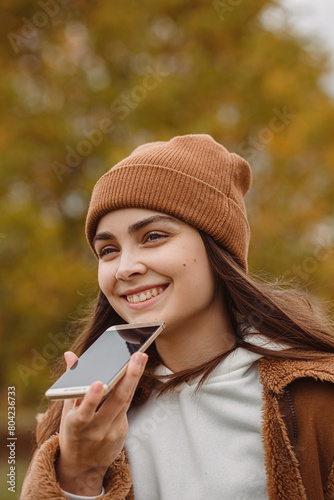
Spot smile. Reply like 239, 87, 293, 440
125, 285, 168, 303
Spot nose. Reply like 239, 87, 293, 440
115, 249, 147, 281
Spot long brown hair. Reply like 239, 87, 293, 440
37, 231, 334, 446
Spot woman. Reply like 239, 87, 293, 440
21, 134, 334, 500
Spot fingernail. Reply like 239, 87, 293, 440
133, 353, 148, 367
91, 382, 103, 394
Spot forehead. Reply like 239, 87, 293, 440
96, 208, 180, 232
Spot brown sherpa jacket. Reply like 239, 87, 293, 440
21, 355, 334, 500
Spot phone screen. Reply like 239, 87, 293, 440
45, 322, 164, 399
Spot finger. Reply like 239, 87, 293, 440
107, 352, 148, 406
97, 352, 148, 424
125, 352, 148, 402
122, 353, 148, 408
64, 351, 78, 370
62, 397, 77, 415
74, 381, 105, 423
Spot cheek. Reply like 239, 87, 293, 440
98, 264, 115, 294
186, 255, 215, 296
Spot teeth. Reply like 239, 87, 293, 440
126, 286, 166, 303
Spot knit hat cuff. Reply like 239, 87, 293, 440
85, 163, 250, 269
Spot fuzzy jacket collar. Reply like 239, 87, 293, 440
259, 353, 334, 395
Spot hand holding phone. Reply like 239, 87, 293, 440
56, 349, 148, 496
46, 321, 164, 400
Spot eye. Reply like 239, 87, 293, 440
144, 232, 168, 243
97, 246, 118, 259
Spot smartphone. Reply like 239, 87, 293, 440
45, 321, 165, 400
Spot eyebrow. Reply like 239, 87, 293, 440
92, 215, 179, 247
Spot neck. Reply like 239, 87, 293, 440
155, 298, 236, 373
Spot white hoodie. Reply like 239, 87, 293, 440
126, 345, 269, 500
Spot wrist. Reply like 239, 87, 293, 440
56, 455, 105, 496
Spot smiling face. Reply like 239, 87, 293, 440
94, 208, 225, 337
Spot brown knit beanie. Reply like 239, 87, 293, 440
85, 134, 252, 270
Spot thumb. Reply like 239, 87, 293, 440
64, 351, 78, 370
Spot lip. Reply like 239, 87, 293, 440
121, 284, 169, 309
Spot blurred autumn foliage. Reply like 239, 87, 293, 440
1, 0, 334, 411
